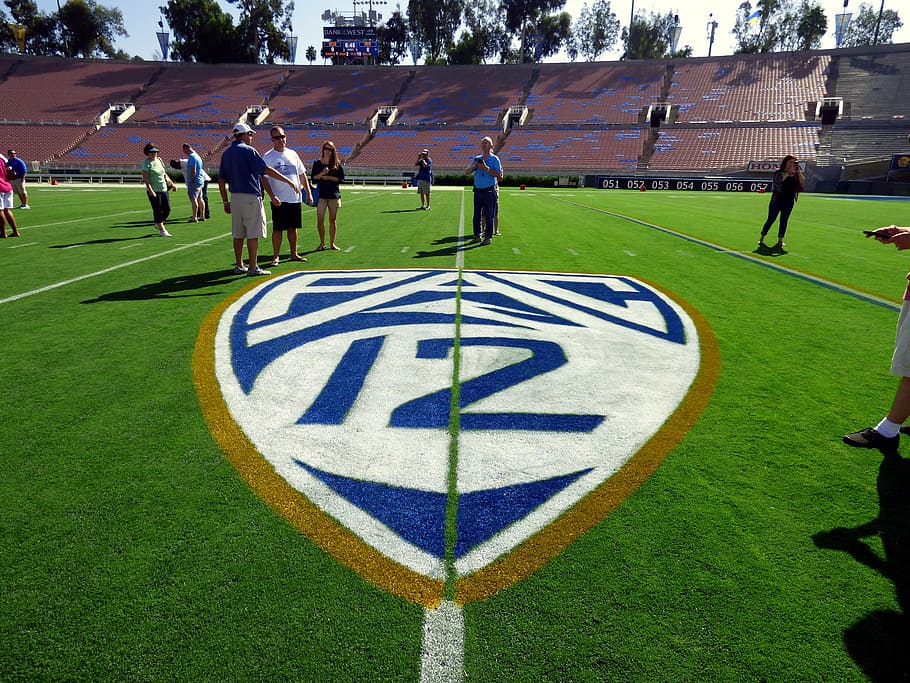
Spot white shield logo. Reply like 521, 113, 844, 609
195, 269, 717, 606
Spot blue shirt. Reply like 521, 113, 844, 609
186, 150, 204, 186
472, 153, 501, 190
219, 140, 267, 197
7, 156, 26, 178
415, 157, 432, 182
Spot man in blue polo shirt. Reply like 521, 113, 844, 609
6, 150, 28, 209
218, 122, 298, 276
466, 136, 503, 245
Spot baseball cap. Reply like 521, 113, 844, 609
232, 122, 254, 135
421, 149, 429, 154
143, 143, 159, 154
7, 149, 16, 155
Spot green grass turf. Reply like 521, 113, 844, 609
1, 184, 908, 680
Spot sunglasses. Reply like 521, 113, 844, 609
272, 135, 286, 140
322, 147, 332, 151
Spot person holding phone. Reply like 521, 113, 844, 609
466, 136, 503, 246
415, 149, 433, 210
844, 225, 910, 450
758, 154, 804, 251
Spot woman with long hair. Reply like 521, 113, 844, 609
311, 140, 345, 251
759, 154, 804, 250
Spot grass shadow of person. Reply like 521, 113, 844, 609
813, 449, 910, 680
754, 243, 788, 257
51, 234, 160, 248
414, 235, 481, 259
81, 269, 244, 303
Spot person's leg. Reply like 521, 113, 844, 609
4, 208, 19, 236
247, 237, 260, 269
776, 202, 794, 243
233, 237, 245, 268
887, 376, 910, 424
328, 201, 340, 249
271, 228, 283, 263
288, 228, 301, 259
760, 201, 780, 243
472, 192, 482, 239
202, 181, 210, 219
316, 201, 327, 249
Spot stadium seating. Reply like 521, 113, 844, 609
0, 44, 906, 176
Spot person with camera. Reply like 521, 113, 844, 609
414, 149, 433, 211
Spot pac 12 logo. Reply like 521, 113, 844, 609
194, 269, 717, 606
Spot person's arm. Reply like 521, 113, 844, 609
263, 165, 297, 191
261, 176, 280, 206
299, 171, 312, 205
142, 169, 154, 197
218, 177, 231, 214
870, 225, 910, 248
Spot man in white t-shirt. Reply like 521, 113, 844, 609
262, 126, 313, 266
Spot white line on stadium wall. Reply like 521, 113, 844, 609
551, 197, 901, 312
0, 232, 230, 306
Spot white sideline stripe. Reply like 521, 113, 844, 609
0, 232, 230, 306
344, 246, 356, 253
420, 601, 465, 683
119, 243, 143, 250
8, 242, 38, 249
456, 189, 465, 269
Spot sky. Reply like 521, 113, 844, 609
30, 0, 910, 64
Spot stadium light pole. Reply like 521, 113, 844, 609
872, 0, 885, 45
706, 13, 718, 57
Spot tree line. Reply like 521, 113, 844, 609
0, 0, 902, 64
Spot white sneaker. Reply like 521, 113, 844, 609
18, 205, 29, 209
159, 228, 171, 237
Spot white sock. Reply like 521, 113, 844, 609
875, 418, 901, 438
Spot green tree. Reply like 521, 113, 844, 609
305, 44, 316, 65
161, 0, 240, 63
57, 0, 127, 59
732, 0, 784, 53
230, 0, 295, 64
776, 0, 826, 51
501, 0, 568, 62
840, 2, 903, 47
407, 0, 464, 63
460, 0, 511, 64
621, 10, 682, 59
571, 0, 620, 62
377, 9, 410, 65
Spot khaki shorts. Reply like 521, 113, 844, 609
230, 194, 267, 239
11, 177, 24, 194
417, 180, 431, 194
891, 299, 910, 376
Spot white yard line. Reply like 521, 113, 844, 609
419, 601, 465, 683
0, 232, 229, 306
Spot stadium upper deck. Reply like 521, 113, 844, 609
0, 43, 906, 176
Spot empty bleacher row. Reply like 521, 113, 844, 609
0, 43, 906, 175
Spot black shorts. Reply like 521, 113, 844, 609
270, 201, 302, 231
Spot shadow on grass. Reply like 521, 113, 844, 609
813, 450, 910, 680
413, 235, 480, 259
81, 268, 244, 303
753, 243, 788, 257
51, 233, 159, 248
381, 208, 425, 214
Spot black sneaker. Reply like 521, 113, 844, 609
843, 427, 899, 451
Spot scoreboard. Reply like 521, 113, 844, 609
594, 176, 771, 192
322, 26, 378, 59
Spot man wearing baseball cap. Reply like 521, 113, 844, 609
218, 122, 299, 276
414, 148, 432, 210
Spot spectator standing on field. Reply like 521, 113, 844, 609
183, 143, 207, 222
0, 152, 21, 237
6, 150, 28, 209
415, 149, 432, 210
218, 122, 298, 277
170, 150, 212, 220
262, 126, 312, 266
141, 142, 174, 237
844, 225, 910, 451
758, 154, 804, 251
312, 140, 345, 251
466, 136, 503, 246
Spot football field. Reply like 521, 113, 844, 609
1, 183, 908, 681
